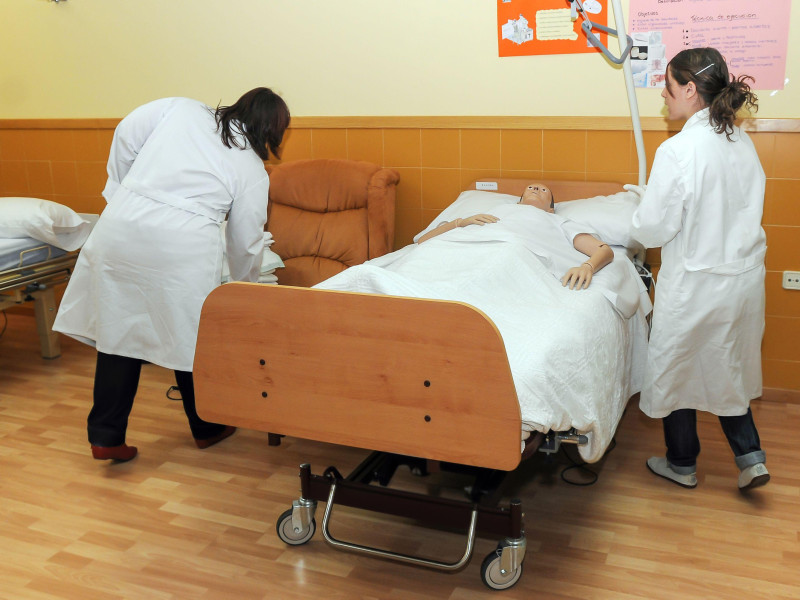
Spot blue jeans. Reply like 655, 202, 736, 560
662, 408, 766, 473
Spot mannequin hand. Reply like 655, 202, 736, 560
458, 214, 499, 227
561, 264, 594, 290
623, 184, 647, 201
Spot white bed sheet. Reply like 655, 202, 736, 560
316, 208, 651, 463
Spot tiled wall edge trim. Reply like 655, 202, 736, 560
2, 117, 799, 133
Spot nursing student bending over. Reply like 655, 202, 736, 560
629, 47, 769, 491
54, 87, 290, 463
417, 182, 614, 290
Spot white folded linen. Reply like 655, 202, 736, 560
258, 272, 278, 284
220, 225, 283, 284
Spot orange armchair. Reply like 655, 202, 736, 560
265, 159, 400, 287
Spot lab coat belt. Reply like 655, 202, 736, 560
121, 178, 226, 223
684, 246, 766, 275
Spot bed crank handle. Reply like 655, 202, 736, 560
540, 429, 589, 455
321, 481, 479, 571
558, 430, 589, 445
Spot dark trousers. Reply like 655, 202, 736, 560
88, 351, 225, 446
663, 408, 766, 471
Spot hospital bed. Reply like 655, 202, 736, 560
194, 178, 650, 590
0, 236, 87, 359
0, 197, 98, 359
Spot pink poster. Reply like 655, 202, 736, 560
627, 0, 791, 89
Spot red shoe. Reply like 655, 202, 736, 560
195, 426, 236, 449
91, 443, 138, 462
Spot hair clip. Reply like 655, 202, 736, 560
694, 63, 715, 75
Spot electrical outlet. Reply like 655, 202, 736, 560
476, 181, 499, 191
783, 271, 800, 290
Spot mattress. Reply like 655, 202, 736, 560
0, 237, 68, 272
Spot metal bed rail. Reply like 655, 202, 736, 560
0, 253, 78, 294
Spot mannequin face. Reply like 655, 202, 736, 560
519, 183, 554, 212
662, 66, 704, 120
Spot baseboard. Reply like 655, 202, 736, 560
761, 387, 800, 403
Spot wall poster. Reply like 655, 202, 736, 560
628, 0, 792, 89
498, 0, 609, 58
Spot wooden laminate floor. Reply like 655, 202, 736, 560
1, 312, 798, 600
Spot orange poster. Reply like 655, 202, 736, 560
498, 0, 608, 57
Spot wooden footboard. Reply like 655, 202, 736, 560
194, 283, 522, 471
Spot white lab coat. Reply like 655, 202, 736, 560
54, 98, 269, 371
632, 108, 766, 418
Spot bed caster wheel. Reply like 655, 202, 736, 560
276, 508, 316, 545
480, 545, 524, 590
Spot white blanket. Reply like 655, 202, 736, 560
316, 206, 650, 462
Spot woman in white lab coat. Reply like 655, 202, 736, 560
630, 48, 769, 491
54, 88, 290, 462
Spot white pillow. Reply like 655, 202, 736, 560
413, 189, 642, 250
555, 190, 642, 250
413, 190, 519, 243
0, 197, 92, 251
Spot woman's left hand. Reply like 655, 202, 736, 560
561, 264, 594, 290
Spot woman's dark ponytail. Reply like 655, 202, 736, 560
706, 74, 757, 139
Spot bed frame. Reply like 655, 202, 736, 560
0, 252, 78, 359
195, 282, 533, 587
194, 177, 629, 590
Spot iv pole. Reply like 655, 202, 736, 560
570, 0, 647, 186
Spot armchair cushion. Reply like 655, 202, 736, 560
266, 159, 399, 287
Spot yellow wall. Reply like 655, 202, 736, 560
1, 0, 798, 119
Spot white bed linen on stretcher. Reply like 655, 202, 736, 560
316, 205, 651, 462
0, 238, 67, 271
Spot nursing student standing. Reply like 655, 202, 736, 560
54, 87, 290, 462
630, 48, 769, 491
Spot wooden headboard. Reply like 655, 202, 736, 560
470, 178, 623, 202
